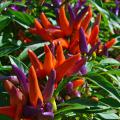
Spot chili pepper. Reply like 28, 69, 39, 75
88, 25, 99, 46
79, 27, 88, 54
105, 38, 116, 49
43, 69, 56, 102
66, 58, 86, 76
58, 6, 72, 36
29, 66, 43, 107
53, 38, 69, 48
68, 4, 76, 26
88, 41, 101, 56
73, 6, 89, 30
28, 49, 45, 79
55, 53, 80, 82
34, 19, 53, 41
43, 45, 56, 76
12, 65, 28, 95
56, 42, 65, 66
72, 79, 84, 88
0, 106, 16, 118
40, 12, 53, 29
93, 14, 101, 28
81, 6, 92, 31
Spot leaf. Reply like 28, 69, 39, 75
0, 16, 11, 31
100, 97, 120, 108
100, 58, 120, 65
0, 44, 20, 57
0, 66, 12, 71
8, 9, 34, 26
97, 112, 120, 120
0, 1, 12, 12
9, 56, 28, 74
18, 42, 49, 60
86, 73, 120, 103
0, 115, 12, 120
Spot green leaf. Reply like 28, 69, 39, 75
100, 58, 120, 65
0, 66, 12, 71
100, 97, 120, 108
0, 115, 12, 120
8, 9, 34, 26
97, 112, 120, 120
0, 44, 20, 57
18, 42, 49, 60
0, 1, 12, 12
0, 16, 11, 31
86, 73, 120, 103
9, 56, 28, 74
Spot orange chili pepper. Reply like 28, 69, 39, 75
40, 12, 53, 29
59, 6, 72, 36
34, 19, 53, 41
29, 66, 43, 107
53, 38, 69, 48
43, 45, 56, 75
56, 42, 65, 66
72, 79, 84, 88
81, 7, 92, 31
34, 19, 43, 30
0, 106, 16, 118
105, 38, 116, 49
88, 25, 99, 46
56, 53, 80, 82
28, 49, 45, 79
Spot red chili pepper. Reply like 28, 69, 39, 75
55, 53, 80, 82
72, 79, 84, 88
88, 25, 99, 46
105, 38, 116, 49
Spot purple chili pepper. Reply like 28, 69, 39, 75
68, 4, 76, 25
12, 65, 28, 94
80, 65, 87, 75
44, 102, 53, 112
23, 105, 40, 117
79, 27, 88, 54
66, 82, 73, 95
52, 0, 61, 7
75, 6, 89, 27
72, 90, 81, 97
74, 0, 86, 14
102, 45, 109, 57
88, 41, 101, 56
42, 112, 54, 119
43, 69, 56, 102
0, 76, 19, 84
